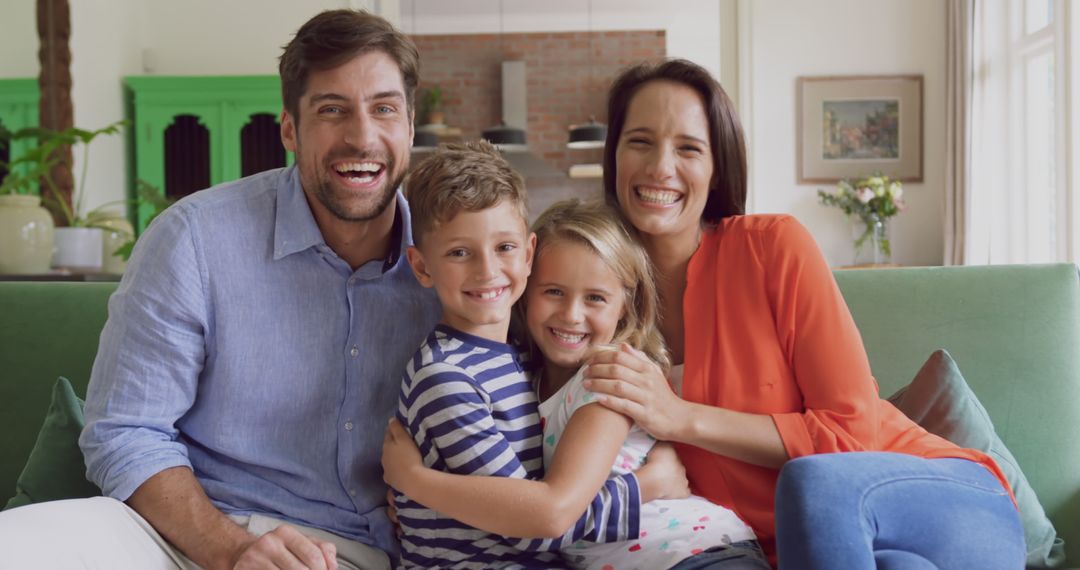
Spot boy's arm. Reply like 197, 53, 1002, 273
388, 402, 631, 539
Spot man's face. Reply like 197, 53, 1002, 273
281, 51, 414, 223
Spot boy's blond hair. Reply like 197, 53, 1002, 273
521, 199, 670, 373
406, 141, 528, 244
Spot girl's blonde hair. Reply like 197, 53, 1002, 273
520, 199, 670, 373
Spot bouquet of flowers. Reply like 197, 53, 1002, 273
817, 173, 905, 258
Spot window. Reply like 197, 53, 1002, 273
969, 0, 1072, 264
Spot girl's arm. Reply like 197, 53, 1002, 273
583, 344, 788, 469
384, 403, 686, 539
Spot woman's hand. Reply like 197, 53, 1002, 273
634, 442, 690, 501
584, 343, 690, 442
381, 418, 426, 496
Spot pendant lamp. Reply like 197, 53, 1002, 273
482, 0, 528, 151
567, 117, 607, 149
567, 0, 607, 149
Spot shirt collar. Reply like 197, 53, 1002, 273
273, 166, 326, 260
273, 166, 411, 274
381, 198, 404, 273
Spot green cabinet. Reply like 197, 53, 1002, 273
0, 79, 41, 190
125, 76, 293, 231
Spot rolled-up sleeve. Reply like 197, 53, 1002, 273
79, 203, 209, 500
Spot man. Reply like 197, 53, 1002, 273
0, 10, 439, 569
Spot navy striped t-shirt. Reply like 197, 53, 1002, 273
395, 325, 641, 569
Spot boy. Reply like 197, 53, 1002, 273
395, 141, 643, 569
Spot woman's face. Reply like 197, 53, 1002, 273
614, 80, 714, 243
525, 241, 626, 375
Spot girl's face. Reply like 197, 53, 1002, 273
526, 241, 627, 375
614, 80, 714, 243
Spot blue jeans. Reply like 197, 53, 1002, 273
775, 452, 1024, 569
668, 540, 771, 570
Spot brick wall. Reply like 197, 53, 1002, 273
410, 30, 666, 216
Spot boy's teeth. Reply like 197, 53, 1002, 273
637, 187, 681, 204
552, 329, 586, 343
474, 288, 503, 300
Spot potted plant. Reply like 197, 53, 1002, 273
109, 179, 175, 267
1, 120, 126, 272
421, 86, 444, 126
0, 125, 55, 274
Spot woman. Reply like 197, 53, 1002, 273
581, 59, 1025, 568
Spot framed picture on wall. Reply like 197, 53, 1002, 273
797, 75, 923, 183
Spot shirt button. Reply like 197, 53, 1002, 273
349, 346, 359, 357
349, 489, 357, 497
348, 277, 356, 286
344, 421, 354, 431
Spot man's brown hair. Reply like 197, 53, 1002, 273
279, 9, 420, 122
406, 141, 528, 244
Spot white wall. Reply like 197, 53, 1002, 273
137, 1, 354, 76
746, 0, 947, 266
69, 0, 144, 217
0, 1, 38, 77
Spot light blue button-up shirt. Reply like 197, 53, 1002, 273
80, 166, 441, 554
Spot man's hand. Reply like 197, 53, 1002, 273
381, 417, 426, 496
231, 525, 338, 570
386, 488, 403, 539
125, 467, 340, 570
635, 442, 690, 502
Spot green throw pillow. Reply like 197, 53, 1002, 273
888, 350, 1066, 569
3, 377, 101, 510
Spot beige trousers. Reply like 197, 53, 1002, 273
0, 497, 391, 570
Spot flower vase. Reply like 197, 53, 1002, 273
850, 215, 891, 266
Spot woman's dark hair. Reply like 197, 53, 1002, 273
279, 10, 419, 123
602, 59, 747, 224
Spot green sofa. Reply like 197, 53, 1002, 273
1, 264, 1078, 564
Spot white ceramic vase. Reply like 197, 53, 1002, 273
0, 194, 55, 274
53, 227, 104, 271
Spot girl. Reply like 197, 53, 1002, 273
383, 199, 767, 569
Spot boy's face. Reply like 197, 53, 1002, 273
407, 200, 535, 342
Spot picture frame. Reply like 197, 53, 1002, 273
797, 75, 923, 183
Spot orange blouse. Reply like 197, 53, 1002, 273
676, 215, 1011, 561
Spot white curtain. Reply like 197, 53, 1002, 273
944, 0, 973, 265
965, 1, 1012, 265
962, 0, 1072, 265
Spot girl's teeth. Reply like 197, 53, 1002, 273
552, 329, 586, 343
637, 188, 680, 204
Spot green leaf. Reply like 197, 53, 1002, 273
113, 240, 135, 261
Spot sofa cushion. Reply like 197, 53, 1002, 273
3, 377, 100, 511
888, 350, 1065, 568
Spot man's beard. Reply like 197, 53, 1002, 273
313, 152, 406, 222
